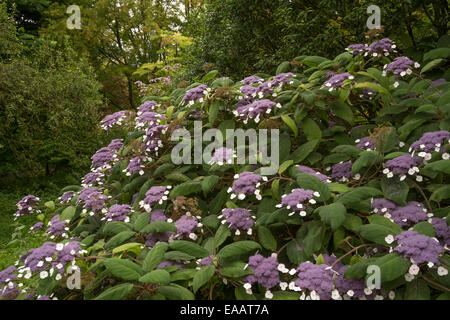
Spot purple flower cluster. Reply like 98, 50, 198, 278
174, 214, 202, 241
123, 156, 150, 176
276, 188, 320, 217
103, 204, 132, 223
410, 131, 450, 161
323, 73, 354, 91
346, 44, 368, 56
139, 186, 171, 212
371, 199, 431, 227
239, 85, 258, 98
384, 154, 422, 182
78, 187, 108, 215
107, 139, 124, 153
294, 262, 334, 300
243, 254, 281, 298
296, 165, 330, 183
137, 101, 159, 115
367, 38, 397, 57
182, 84, 211, 105
100, 111, 130, 130
0, 266, 18, 298
14, 195, 40, 219
142, 124, 168, 155
46, 215, 69, 239
228, 172, 268, 201
382, 57, 420, 85
241, 76, 264, 85
30, 222, 44, 232
431, 218, 450, 246
59, 191, 74, 204
135, 111, 164, 129
270, 73, 295, 87
330, 161, 354, 182
394, 231, 443, 266
355, 136, 375, 151
234, 99, 281, 123
219, 208, 256, 236
81, 172, 104, 187
323, 255, 367, 299
209, 147, 236, 165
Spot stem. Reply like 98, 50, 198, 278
410, 180, 432, 212
330, 243, 386, 268
422, 275, 450, 292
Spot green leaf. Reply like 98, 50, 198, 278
59, 206, 76, 222
327, 183, 351, 193
276, 61, 291, 75
112, 242, 142, 255
359, 224, 399, 245
257, 226, 277, 250
301, 118, 322, 141
139, 269, 171, 285
271, 179, 280, 200
201, 70, 219, 82
405, 279, 430, 300
381, 176, 409, 206
336, 187, 383, 206
290, 139, 320, 163
141, 221, 177, 234
104, 231, 136, 249
367, 215, 403, 233
103, 221, 132, 236
234, 286, 256, 300
424, 160, 450, 174
94, 283, 133, 300
219, 262, 252, 278
342, 214, 363, 232
201, 175, 220, 195
317, 202, 347, 230
171, 269, 197, 282
281, 115, 298, 137
423, 48, 450, 62
143, 242, 168, 272
208, 100, 223, 125
296, 173, 331, 202
170, 181, 202, 197
134, 212, 150, 232
413, 222, 436, 237
332, 101, 353, 124
278, 160, 293, 174
430, 185, 450, 202
169, 240, 209, 258
158, 284, 195, 300
104, 258, 142, 281
374, 253, 411, 283
44, 201, 55, 211
214, 224, 231, 248
352, 151, 381, 174
193, 265, 216, 293
354, 82, 391, 97
217, 241, 261, 259
331, 145, 362, 157
164, 251, 195, 261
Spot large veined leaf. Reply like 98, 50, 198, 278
104, 258, 143, 281
94, 283, 134, 300
143, 242, 168, 272
290, 139, 320, 163
139, 269, 171, 285
193, 265, 216, 293
317, 202, 347, 230
381, 176, 409, 206
140, 221, 177, 234
296, 173, 331, 202
158, 284, 195, 300
301, 118, 322, 141
281, 114, 298, 137
257, 226, 277, 250
104, 231, 136, 249
169, 240, 209, 258
217, 241, 261, 259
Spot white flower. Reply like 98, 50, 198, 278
39, 271, 49, 279
265, 290, 273, 299
385, 234, 395, 244
408, 264, 420, 276
437, 266, 448, 276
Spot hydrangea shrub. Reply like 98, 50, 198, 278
1, 38, 450, 300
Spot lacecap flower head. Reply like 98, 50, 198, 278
219, 208, 256, 236
276, 188, 320, 216
182, 84, 211, 105
139, 186, 172, 212
296, 165, 330, 183
14, 195, 40, 219
410, 131, 450, 161
209, 147, 236, 165
228, 171, 268, 201
243, 254, 281, 299
384, 154, 422, 182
